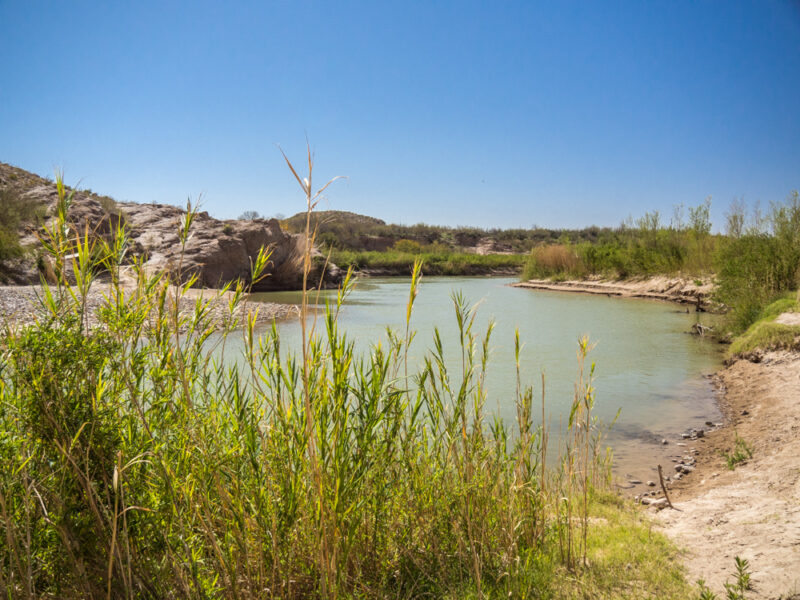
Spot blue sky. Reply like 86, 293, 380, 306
1, 1, 799, 229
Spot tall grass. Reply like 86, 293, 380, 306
0, 167, 689, 598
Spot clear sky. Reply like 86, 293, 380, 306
1, 1, 799, 229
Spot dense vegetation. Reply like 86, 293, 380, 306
523, 194, 800, 335
282, 209, 614, 254
0, 175, 697, 599
0, 187, 44, 262
330, 247, 526, 276
522, 199, 716, 280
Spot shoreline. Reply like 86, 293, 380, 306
0, 283, 299, 331
652, 351, 800, 598
512, 275, 715, 309
515, 276, 800, 596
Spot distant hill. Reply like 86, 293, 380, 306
282, 207, 611, 254
283, 210, 386, 230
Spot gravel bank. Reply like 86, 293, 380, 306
0, 284, 298, 330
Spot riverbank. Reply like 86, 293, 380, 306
651, 351, 800, 599
512, 275, 714, 309
0, 283, 298, 330
331, 248, 526, 277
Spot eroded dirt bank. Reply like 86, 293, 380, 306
513, 275, 714, 308
656, 351, 800, 599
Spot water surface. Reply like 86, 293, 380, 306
249, 276, 723, 485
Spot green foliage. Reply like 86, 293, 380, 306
524, 222, 715, 281
722, 435, 754, 470
715, 192, 800, 333
332, 248, 525, 276
0, 187, 43, 261
282, 210, 615, 254
0, 172, 694, 599
695, 556, 753, 599
393, 238, 422, 253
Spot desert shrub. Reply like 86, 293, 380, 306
715, 192, 800, 332
393, 238, 422, 253
0, 188, 42, 261
523, 244, 585, 279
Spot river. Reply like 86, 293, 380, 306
248, 276, 723, 490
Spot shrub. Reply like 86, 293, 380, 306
722, 435, 753, 470
0, 187, 43, 261
523, 244, 585, 279
393, 238, 422, 253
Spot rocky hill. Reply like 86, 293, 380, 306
0, 162, 340, 290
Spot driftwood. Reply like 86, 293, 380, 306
657, 464, 678, 510
690, 322, 713, 337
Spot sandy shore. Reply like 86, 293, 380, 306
0, 283, 298, 330
653, 351, 800, 599
513, 275, 714, 308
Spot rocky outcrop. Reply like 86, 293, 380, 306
1, 162, 341, 290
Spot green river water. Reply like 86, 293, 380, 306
248, 276, 723, 490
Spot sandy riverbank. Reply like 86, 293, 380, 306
513, 275, 714, 308
0, 283, 298, 330
652, 351, 800, 599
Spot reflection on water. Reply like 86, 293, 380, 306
247, 276, 723, 483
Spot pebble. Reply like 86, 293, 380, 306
646, 481, 656, 487
662, 439, 669, 445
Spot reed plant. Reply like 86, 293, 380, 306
0, 165, 689, 598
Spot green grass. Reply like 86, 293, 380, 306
331, 248, 525, 276
0, 168, 696, 599
728, 293, 800, 356
722, 435, 754, 470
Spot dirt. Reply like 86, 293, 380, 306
0, 280, 299, 331
655, 350, 800, 599
512, 275, 715, 309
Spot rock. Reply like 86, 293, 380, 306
681, 433, 690, 439
629, 479, 642, 485
662, 439, 669, 445
641, 497, 667, 508
705, 421, 714, 427
741, 410, 749, 416
674, 473, 682, 480
696, 429, 705, 438
646, 481, 656, 487
2, 165, 342, 291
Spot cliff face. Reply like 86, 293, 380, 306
1, 162, 340, 290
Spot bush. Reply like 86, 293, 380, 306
0, 187, 43, 261
0, 171, 695, 598
715, 192, 800, 333
393, 238, 422, 253
523, 244, 585, 279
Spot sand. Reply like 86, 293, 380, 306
512, 275, 715, 308
655, 350, 800, 599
